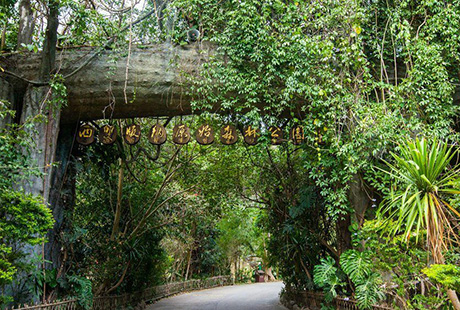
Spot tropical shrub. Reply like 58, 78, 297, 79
313, 257, 345, 302
352, 220, 452, 309
378, 138, 460, 308
313, 250, 385, 309
378, 138, 460, 262
340, 250, 385, 309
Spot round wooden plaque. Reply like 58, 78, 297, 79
269, 126, 283, 145
99, 125, 118, 145
220, 124, 238, 145
243, 125, 260, 145
290, 125, 305, 145
195, 124, 214, 145
148, 124, 167, 145
172, 124, 191, 144
124, 124, 141, 145
76, 124, 96, 146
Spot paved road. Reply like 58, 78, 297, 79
148, 282, 287, 310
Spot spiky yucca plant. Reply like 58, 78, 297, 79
378, 138, 460, 309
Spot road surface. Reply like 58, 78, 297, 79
148, 281, 287, 310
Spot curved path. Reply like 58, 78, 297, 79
148, 281, 287, 310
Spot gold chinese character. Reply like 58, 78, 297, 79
270, 128, 280, 138
222, 125, 234, 142
126, 126, 138, 138
196, 124, 214, 145
198, 125, 212, 138
103, 126, 114, 143
172, 124, 190, 144
104, 126, 114, 135
269, 126, 283, 144
290, 126, 304, 145
125, 124, 140, 144
176, 125, 186, 143
151, 126, 163, 142
295, 127, 303, 139
149, 124, 167, 145
79, 128, 93, 138
245, 126, 258, 137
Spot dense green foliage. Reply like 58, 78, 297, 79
350, 220, 456, 309
65, 117, 273, 296
170, 0, 460, 308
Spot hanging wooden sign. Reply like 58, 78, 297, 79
148, 124, 167, 145
269, 126, 283, 145
172, 124, 191, 144
220, 124, 238, 145
290, 125, 305, 145
124, 124, 141, 145
76, 124, 95, 145
195, 124, 214, 145
243, 125, 260, 145
99, 125, 117, 145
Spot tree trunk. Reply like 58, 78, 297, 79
264, 267, 275, 282
348, 174, 371, 228
233, 260, 237, 284
45, 122, 78, 273
20, 0, 60, 200
111, 158, 124, 240
39, 1, 59, 81
184, 247, 192, 281
263, 233, 275, 282
230, 259, 236, 285
11, 1, 61, 303
17, 0, 35, 49
447, 290, 460, 310
336, 213, 352, 256
1, 22, 6, 51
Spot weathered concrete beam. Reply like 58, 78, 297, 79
3, 44, 460, 125
2, 43, 210, 123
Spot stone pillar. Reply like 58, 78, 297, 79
19, 85, 61, 201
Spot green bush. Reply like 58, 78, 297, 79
422, 264, 460, 291
0, 191, 54, 304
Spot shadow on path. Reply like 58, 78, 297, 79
148, 281, 287, 310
